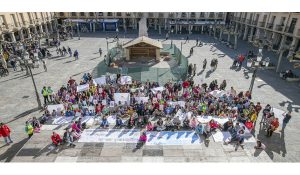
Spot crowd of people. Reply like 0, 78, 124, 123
34, 70, 288, 150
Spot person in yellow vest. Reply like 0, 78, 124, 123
41, 86, 49, 105
25, 121, 34, 138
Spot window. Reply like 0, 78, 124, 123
138, 13, 143, 18
218, 12, 223, 18
71, 12, 76, 17
209, 12, 214, 18
10, 14, 18, 27
35, 12, 38, 19
19, 13, 25, 25
190, 12, 196, 18
40, 12, 44, 20
158, 13, 164, 18
181, 12, 186, 18
80, 12, 85, 17
98, 12, 103, 16
200, 12, 205, 17
288, 18, 297, 34
169, 12, 174, 18
148, 13, 154, 18
0, 15, 5, 26
116, 12, 122, 16
59, 12, 64, 16
126, 12, 131, 17
89, 12, 94, 16
107, 12, 113, 16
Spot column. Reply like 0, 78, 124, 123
125, 49, 130, 61
49, 23, 53, 33
188, 24, 191, 34
44, 24, 49, 34
159, 25, 161, 35
201, 25, 204, 34
39, 25, 43, 34
219, 28, 223, 41
134, 19, 137, 30
10, 32, 16, 42
234, 34, 238, 49
243, 26, 249, 40
90, 23, 92, 32
227, 33, 231, 43
213, 25, 217, 38
19, 29, 24, 41
276, 35, 287, 72
33, 26, 38, 34
27, 28, 32, 39
123, 18, 126, 31
175, 24, 178, 34
154, 19, 157, 30
164, 19, 167, 30
249, 27, 254, 42
93, 23, 96, 32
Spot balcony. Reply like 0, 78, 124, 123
275, 24, 284, 32
259, 22, 266, 27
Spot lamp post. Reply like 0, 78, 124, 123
247, 47, 270, 94
76, 22, 80, 40
106, 37, 109, 52
170, 28, 174, 48
22, 50, 42, 109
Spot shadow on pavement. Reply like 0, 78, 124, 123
6, 107, 40, 124
0, 137, 30, 162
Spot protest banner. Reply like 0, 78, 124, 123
114, 93, 130, 105
47, 104, 65, 113
135, 97, 149, 103
120, 76, 132, 85
151, 87, 165, 94
93, 76, 106, 85
77, 84, 89, 92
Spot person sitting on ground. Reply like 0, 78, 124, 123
244, 119, 254, 131
208, 119, 220, 132
100, 116, 109, 128
172, 116, 181, 130
183, 117, 190, 128
51, 132, 62, 147
32, 117, 41, 133
235, 129, 245, 151
195, 122, 209, 141
155, 118, 165, 131
189, 117, 198, 130
71, 121, 81, 133
165, 117, 174, 131
63, 128, 76, 147
254, 140, 266, 150
146, 121, 154, 131
136, 131, 147, 149
223, 119, 234, 131
115, 116, 124, 128
267, 117, 279, 137
71, 129, 81, 140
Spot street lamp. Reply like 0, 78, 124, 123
76, 22, 80, 40
247, 47, 270, 94
22, 50, 42, 109
170, 28, 174, 48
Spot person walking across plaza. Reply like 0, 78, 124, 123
47, 86, 54, 103
0, 123, 13, 145
281, 112, 292, 131
192, 64, 197, 77
99, 48, 102, 57
185, 35, 189, 43
190, 47, 194, 56
41, 86, 50, 105
74, 50, 79, 60
42, 59, 47, 72
68, 47, 72, 57
203, 58, 207, 70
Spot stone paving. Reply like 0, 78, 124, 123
0, 31, 299, 162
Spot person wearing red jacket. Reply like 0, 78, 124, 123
0, 123, 13, 144
51, 132, 62, 146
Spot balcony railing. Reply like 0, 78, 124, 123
252, 20, 258, 26
275, 24, 284, 32
259, 22, 265, 27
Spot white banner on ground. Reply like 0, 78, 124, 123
197, 116, 229, 125
168, 101, 185, 107
209, 90, 226, 98
120, 76, 132, 85
212, 131, 256, 143
78, 129, 201, 145
47, 104, 65, 113
52, 116, 74, 125
77, 84, 89, 92
78, 129, 140, 143
93, 76, 106, 85
151, 87, 165, 94
135, 97, 149, 103
114, 93, 130, 105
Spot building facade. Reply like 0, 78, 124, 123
56, 12, 228, 34
0, 12, 57, 43
230, 12, 300, 54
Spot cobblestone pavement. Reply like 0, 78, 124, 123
0, 32, 299, 162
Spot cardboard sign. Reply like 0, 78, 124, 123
77, 84, 89, 92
